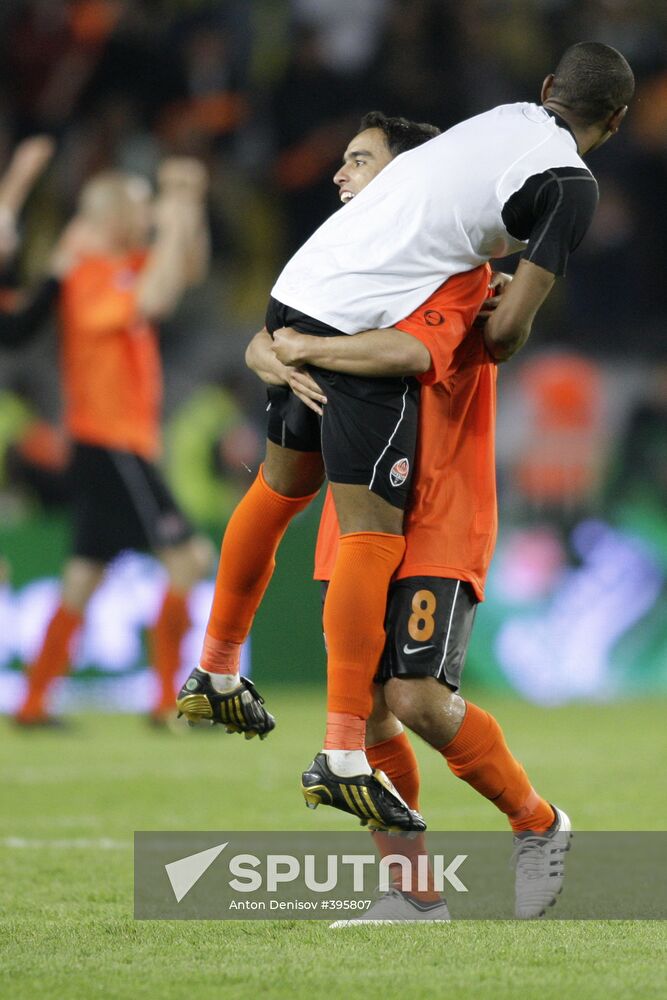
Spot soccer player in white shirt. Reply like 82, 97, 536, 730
178, 43, 634, 839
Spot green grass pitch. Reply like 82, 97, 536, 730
1, 687, 666, 1000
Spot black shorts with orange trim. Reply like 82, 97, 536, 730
265, 296, 419, 510
71, 442, 193, 562
381, 576, 478, 691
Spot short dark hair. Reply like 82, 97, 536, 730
550, 42, 635, 126
358, 111, 440, 156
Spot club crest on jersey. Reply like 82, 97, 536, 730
389, 457, 410, 487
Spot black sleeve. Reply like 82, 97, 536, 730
501, 167, 599, 277
0, 277, 60, 348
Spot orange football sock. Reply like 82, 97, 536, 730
372, 829, 441, 904
200, 634, 243, 676
439, 702, 555, 833
323, 712, 366, 751
149, 589, 190, 714
324, 531, 405, 725
16, 604, 83, 720
367, 733, 439, 903
366, 732, 420, 810
204, 464, 318, 657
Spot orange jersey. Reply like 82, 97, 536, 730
59, 251, 162, 459
314, 264, 497, 600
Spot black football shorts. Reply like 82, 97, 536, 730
71, 442, 194, 562
380, 576, 478, 691
265, 296, 419, 510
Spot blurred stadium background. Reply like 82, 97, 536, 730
0, 0, 666, 713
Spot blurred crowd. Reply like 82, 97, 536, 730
0, 0, 665, 530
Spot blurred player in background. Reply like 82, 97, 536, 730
0, 135, 57, 585
0, 134, 59, 347
0, 135, 55, 271
15, 159, 213, 726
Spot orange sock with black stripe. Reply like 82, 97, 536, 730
202, 464, 318, 672
323, 532, 406, 748
150, 589, 190, 715
440, 702, 555, 833
16, 604, 83, 721
367, 733, 440, 903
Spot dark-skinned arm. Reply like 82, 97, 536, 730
482, 258, 555, 361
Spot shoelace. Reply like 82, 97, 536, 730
511, 835, 566, 880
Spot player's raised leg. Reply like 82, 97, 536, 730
177, 442, 323, 734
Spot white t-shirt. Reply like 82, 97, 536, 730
271, 103, 596, 334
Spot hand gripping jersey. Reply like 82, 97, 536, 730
314, 265, 497, 601
272, 103, 598, 334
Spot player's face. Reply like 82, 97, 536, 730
80, 175, 153, 250
333, 128, 393, 203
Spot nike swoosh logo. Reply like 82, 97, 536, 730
402, 644, 436, 655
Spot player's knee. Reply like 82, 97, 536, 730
384, 677, 458, 738
263, 443, 324, 497
61, 557, 105, 612
384, 678, 429, 733
161, 534, 213, 590
188, 534, 215, 578
330, 483, 404, 534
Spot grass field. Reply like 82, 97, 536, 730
2, 687, 666, 999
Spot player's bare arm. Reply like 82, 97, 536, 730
482, 259, 555, 361
271, 270, 513, 377
180, 199, 210, 288
158, 157, 210, 286
0, 135, 55, 216
136, 199, 193, 320
271, 325, 431, 377
0, 135, 55, 265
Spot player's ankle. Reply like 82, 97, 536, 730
404, 889, 444, 907
324, 711, 367, 751
508, 791, 555, 833
200, 635, 242, 676
200, 668, 241, 693
323, 749, 372, 777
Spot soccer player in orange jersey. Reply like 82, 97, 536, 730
15, 160, 213, 726
253, 114, 569, 920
